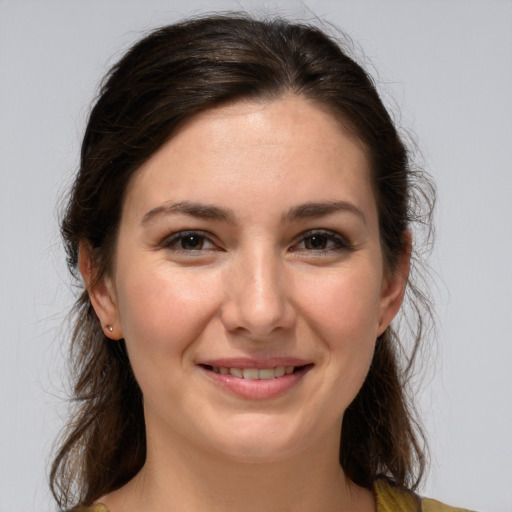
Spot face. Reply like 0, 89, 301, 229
87, 96, 407, 464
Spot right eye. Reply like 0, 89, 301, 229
163, 231, 217, 252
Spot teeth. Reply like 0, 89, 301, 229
258, 368, 275, 380
230, 367, 243, 378
212, 365, 297, 379
274, 366, 286, 377
243, 368, 259, 380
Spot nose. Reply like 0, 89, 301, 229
220, 247, 296, 339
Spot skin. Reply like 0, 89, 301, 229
81, 95, 409, 512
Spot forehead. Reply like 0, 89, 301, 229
122, 95, 376, 225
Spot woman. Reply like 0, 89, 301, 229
51, 14, 469, 512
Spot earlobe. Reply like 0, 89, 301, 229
377, 232, 411, 337
78, 242, 122, 340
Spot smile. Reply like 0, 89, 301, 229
199, 362, 313, 399
205, 365, 296, 379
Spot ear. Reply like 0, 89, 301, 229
78, 242, 122, 340
376, 231, 411, 337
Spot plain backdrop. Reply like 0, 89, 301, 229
1, 1, 511, 511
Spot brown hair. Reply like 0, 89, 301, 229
51, 13, 435, 509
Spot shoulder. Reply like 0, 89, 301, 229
71, 482, 474, 512
71, 505, 109, 512
373, 478, 475, 512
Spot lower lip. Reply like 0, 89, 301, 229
200, 365, 313, 400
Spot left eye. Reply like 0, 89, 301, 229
293, 231, 351, 252
303, 234, 331, 250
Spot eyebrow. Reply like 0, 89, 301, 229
141, 201, 234, 225
141, 199, 366, 226
283, 200, 367, 225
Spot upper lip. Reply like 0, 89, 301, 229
197, 357, 311, 369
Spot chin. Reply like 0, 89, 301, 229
204, 413, 315, 464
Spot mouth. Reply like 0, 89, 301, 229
200, 364, 310, 380
197, 362, 313, 399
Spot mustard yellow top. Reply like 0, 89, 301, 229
373, 479, 473, 512
73, 479, 474, 512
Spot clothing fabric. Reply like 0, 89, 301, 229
373, 479, 473, 512
73, 479, 473, 512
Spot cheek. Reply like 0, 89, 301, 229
115, 264, 222, 367
297, 264, 382, 341
296, 265, 382, 400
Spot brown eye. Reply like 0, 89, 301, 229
164, 231, 216, 252
292, 230, 352, 254
180, 235, 204, 250
304, 235, 329, 250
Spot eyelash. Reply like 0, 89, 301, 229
162, 230, 218, 253
161, 229, 353, 255
291, 230, 353, 254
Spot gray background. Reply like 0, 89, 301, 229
1, 1, 511, 511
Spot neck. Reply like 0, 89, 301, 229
102, 424, 374, 512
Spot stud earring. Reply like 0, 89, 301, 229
106, 325, 113, 332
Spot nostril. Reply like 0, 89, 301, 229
218, 263, 295, 336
